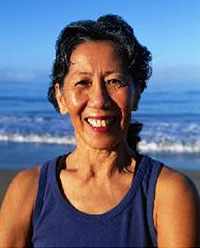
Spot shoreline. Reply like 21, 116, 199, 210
0, 141, 200, 170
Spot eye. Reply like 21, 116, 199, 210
106, 79, 128, 87
74, 79, 91, 87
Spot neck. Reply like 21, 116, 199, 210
66, 140, 136, 181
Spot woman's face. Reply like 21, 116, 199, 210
56, 41, 139, 150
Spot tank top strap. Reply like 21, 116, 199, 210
32, 157, 59, 225
145, 156, 163, 246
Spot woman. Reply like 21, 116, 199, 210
0, 15, 199, 247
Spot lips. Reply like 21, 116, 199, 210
85, 117, 116, 133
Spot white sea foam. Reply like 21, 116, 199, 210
0, 133, 75, 145
138, 140, 200, 153
1, 133, 200, 153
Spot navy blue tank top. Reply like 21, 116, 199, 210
32, 155, 163, 247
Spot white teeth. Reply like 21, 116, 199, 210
87, 118, 114, 127
102, 120, 106, 127
92, 119, 97, 126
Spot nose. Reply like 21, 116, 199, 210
88, 80, 111, 109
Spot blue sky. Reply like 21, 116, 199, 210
0, 0, 200, 87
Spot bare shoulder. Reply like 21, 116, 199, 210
0, 166, 41, 247
154, 165, 200, 247
2, 165, 41, 204
157, 166, 199, 198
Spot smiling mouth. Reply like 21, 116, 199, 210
85, 117, 116, 132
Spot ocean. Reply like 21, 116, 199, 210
0, 81, 200, 170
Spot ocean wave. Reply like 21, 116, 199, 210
0, 133, 75, 145
1, 133, 200, 153
0, 115, 73, 136
138, 140, 200, 153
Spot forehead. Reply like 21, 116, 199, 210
68, 41, 126, 74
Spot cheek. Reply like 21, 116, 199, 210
116, 87, 134, 111
116, 88, 137, 127
65, 90, 87, 114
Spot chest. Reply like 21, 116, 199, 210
32, 203, 153, 247
59, 172, 133, 214
32, 179, 155, 247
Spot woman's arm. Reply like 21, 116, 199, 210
155, 167, 200, 247
0, 167, 40, 247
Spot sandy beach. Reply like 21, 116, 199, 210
0, 169, 200, 206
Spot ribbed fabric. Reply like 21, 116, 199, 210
32, 155, 163, 247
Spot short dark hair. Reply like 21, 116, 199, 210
48, 14, 152, 111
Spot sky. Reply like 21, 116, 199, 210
0, 0, 200, 88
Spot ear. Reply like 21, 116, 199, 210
55, 83, 68, 115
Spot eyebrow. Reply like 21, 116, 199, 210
70, 70, 125, 77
